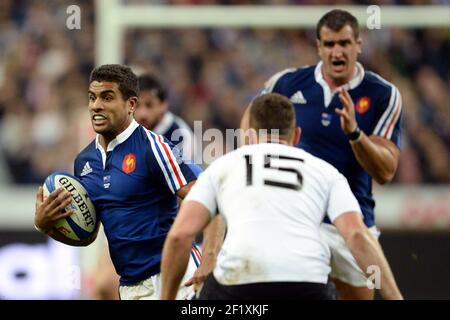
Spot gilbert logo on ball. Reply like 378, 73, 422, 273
43, 172, 97, 241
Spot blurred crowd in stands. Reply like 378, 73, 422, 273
0, 0, 448, 184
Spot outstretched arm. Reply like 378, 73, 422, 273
161, 201, 212, 300
175, 180, 226, 290
184, 215, 225, 289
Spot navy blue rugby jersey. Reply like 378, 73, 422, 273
263, 62, 402, 227
74, 120, 202, 285
153, 111, 200, 164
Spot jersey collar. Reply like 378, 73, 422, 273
153, 111, 174, 136
95, 119, 140, 152
314, 61, 365, 108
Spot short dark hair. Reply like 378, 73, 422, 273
138, 74, 167, 101
89, 64, 139, 100
316, 9, 359, 40
250, 93, 295, 138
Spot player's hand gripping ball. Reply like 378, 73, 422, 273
43, 172, 97, 242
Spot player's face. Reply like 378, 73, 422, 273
317, 25, 361, 86
134, 90, 168, 130
88, 81, 136, 138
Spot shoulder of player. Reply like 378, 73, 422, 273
171, 114, 194, 138
139, 125, 190, 171
264, 65, 314, 93
201, 147, 248, 176
212, 147, 240, 167
157, 112, 192, 143
363, 70, 400, 97
137, 126, 170, 159
301, 149, 342, 177
75, 140, 96, 163
138, 125, 158, 143
171, 113, 191, 129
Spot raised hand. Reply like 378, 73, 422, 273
335, 87, 358, 135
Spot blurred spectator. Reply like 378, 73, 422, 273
0, 0, 449, 184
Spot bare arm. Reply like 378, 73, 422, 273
184, 215, 225, 288
175, 180, 226, 290
349, 133, 399, 184
176, 180, 196, 199
94, 239, 120, 300
161, 201, 212, 300
333, 212, 403, 300
335, 88, 400, 184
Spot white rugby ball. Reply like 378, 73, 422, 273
43, 172, 97, 241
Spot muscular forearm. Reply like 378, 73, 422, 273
201, 215, 225, 263
185, 216, 225, 287
346, 230, 403, 300
161, 234, 194, 300
350, 134, 398, 184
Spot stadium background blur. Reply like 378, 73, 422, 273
0, 0, 448, 299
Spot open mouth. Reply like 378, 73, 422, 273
92, 114, 107, 125
331, 60, 346, 72
332, 60, 346, 67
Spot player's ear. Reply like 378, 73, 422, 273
161, 100, 169, 112
128, 96, 138, 114
316, 39, 322, 55
239, 104, 252, 146
292, 127, 301, 145
240, 104, 251, 131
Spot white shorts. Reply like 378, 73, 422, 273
119, 249, 199, 300
319, 223, 380, 287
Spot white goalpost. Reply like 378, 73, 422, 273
95, 0, 450, 65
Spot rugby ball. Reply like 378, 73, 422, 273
43, 172, 97, 241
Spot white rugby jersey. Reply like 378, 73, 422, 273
185, 143, 361, 285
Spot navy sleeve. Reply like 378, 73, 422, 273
145, 129, 202, 194
261, 68, 296, 95
372, 85, 402, 148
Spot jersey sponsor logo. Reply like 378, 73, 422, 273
321, 112, 332, 126
80, 161, 92, 176
122, 154, 136, 174
290, 90, 307, 104
356, 96, 371, 114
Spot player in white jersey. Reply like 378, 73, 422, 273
160, 93, 402, 300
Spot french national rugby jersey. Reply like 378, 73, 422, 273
153, 111, 199, 163
74, 120, 201, 285
263, 62, 402, 227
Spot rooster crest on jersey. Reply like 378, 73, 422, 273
356, 96, 371, 114
122, 153, 136, 174
43, 172, 97, 241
